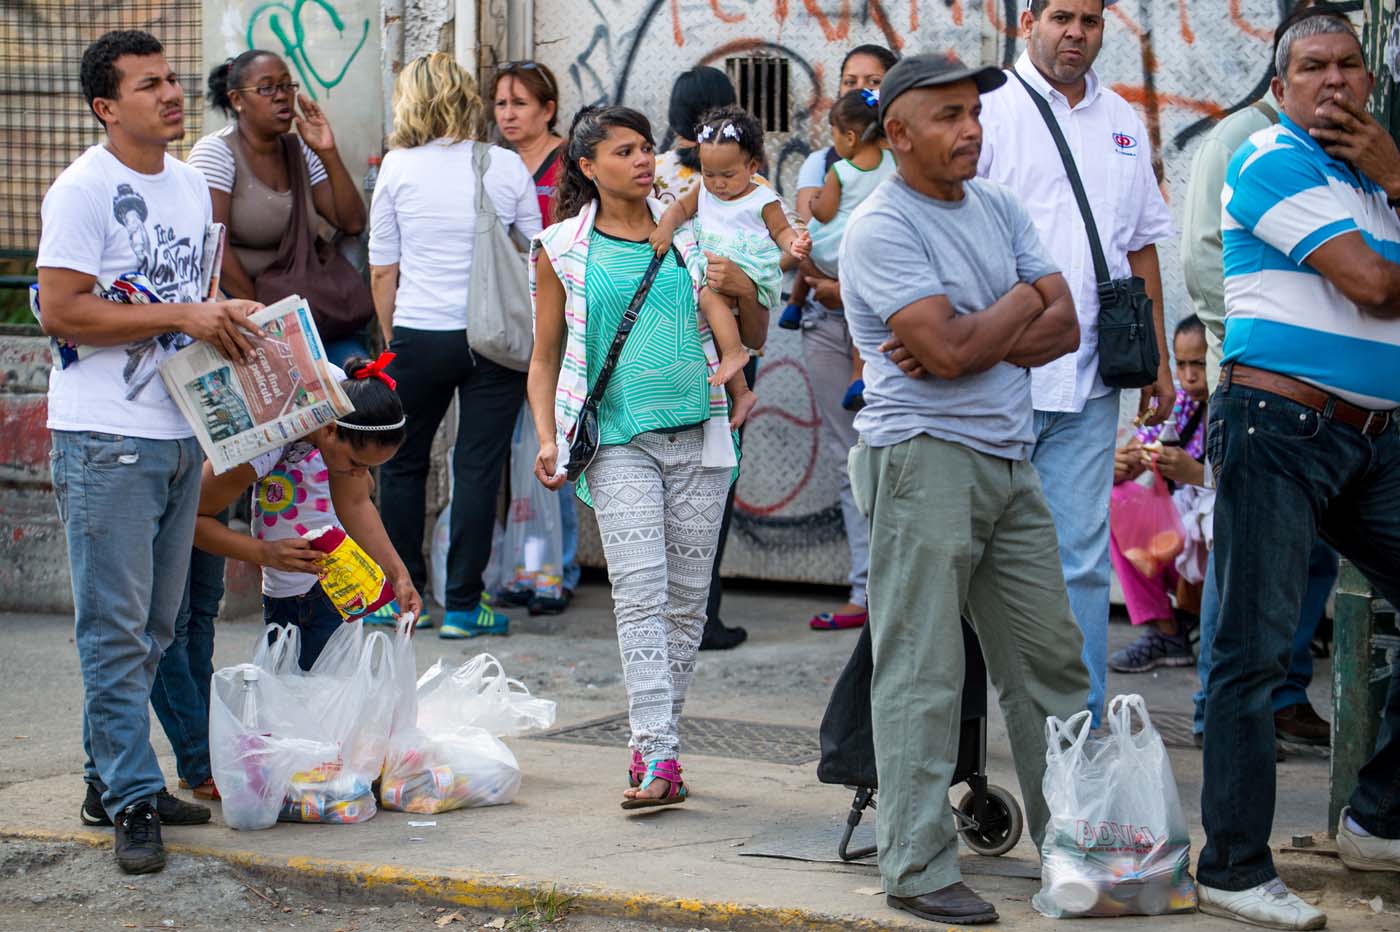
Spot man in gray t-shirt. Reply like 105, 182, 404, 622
841, 53, 1091, 927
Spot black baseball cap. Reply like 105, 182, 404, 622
878, 52, 1007, 123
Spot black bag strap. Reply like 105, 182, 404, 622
580, 250, 667, 413
1167, 400, 1207, 458
1011, 71, 1112, 288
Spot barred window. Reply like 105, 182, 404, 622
726, 55, 791, 134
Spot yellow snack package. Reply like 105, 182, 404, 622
302, 525, 395, 619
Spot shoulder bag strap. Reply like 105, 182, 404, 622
472, 142, 496, 222
1251, 99, 1279, 124
1011, 71, 1111, 288
580, 251, 667, 412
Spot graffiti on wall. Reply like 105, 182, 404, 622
244, 0, 371, 100
530, 0, 1327, 584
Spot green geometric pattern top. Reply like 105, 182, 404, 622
576, 229, 712, 505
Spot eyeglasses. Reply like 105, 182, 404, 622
235, 82, 300, 98
495, 61, 555, 93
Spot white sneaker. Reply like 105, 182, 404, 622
1197, 879, 1326, 930
1337, 807, 1400, 872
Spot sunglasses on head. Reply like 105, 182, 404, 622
496, 60, 555, 92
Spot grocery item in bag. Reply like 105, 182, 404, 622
1110, 468, 1185, 578
303, 524, 395, 619
379, 726, 522, 814
500, 408, 563, 602
1034, 696, 1196, 918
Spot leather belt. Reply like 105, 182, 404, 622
1222, 364, 1394, 437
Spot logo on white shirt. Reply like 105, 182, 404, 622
1112, 132, 1138, 156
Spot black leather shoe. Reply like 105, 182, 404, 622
114, 801, 166, 875
888, 883, 999, 924
699, 617, 747, 650
83, 785, 211, 828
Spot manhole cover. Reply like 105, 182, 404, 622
531, 714, 821, 766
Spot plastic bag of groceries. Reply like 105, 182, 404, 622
499, 407, 564, 604
1110, 467, 1186, 579
1034, 695, 1196, 918
378, 643, 550, 814
209, 662, 334, 831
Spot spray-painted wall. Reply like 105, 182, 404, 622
517, 0, 1307, 584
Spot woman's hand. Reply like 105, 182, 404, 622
807, 273, 843, 309
704, 253, 758, 302
1146, 444, 1204, 486
260, 538, 325, 574
535, 440, 567, 490
392, 574, 424, 624
294, 93, 337, 154
1114, 439, 1145, 484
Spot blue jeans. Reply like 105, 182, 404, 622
559, 482, 581, 592
1031, 390, 1119, 724
263, 586, 344, 670
323, 336, 368, 370
1193, 539, 1338, 733
52, 431, 202, 819
150, 532, 227, 787
1200, 383, 1400, 890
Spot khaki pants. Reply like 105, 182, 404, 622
849, 435, 1090, 898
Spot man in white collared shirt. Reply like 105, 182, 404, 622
977, 0, 1176, 723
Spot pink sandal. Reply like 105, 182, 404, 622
810, 609, 867, 631
627, 749, 646, 788
620, 758, 687, 810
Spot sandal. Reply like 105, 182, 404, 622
810, 609, 867, 631
627, 749, 646, 788
620, 759, 687, 810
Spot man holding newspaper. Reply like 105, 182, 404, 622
34, 31, 416, 875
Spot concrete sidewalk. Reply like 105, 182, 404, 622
2, 584, 1397, 930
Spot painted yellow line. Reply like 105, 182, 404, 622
1, 826, 928, 931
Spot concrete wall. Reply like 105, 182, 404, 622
516, 0, 1322, 585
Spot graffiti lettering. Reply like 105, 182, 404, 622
246, 0, 369, 101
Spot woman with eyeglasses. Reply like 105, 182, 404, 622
188, 50, 371, 366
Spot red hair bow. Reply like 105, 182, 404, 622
354, 352, 397, 391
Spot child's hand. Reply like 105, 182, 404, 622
649, 226, 674, 257
790, 230, 812, 261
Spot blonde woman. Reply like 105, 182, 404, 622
370, 52, 543, 638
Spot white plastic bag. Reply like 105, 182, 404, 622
1034, 695, 1196, 918
380, 726, 522, 813
500, 407, 563, 602
416, 653, 557, 738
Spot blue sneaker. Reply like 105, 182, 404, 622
778, 303, 803, 330
364, 600, 399, 626
841, 379, 866, 412
439, 602, 509, 639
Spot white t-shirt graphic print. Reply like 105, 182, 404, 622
38, 145, 212, 438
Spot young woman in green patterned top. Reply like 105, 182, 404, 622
527, 107, 761, 810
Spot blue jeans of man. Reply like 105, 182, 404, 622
53, 431, 202, 820
150, 533, 226, 788
1031, 390, 1119, 724
1194, 539, 1338, 734
1200, 383, 1400, 890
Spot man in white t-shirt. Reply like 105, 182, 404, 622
36, 30, 261, 875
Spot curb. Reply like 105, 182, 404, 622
2, 827, 906, 932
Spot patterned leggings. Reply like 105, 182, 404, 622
586, 427, 730, 762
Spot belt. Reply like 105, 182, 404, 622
1222, 364, 1394, 437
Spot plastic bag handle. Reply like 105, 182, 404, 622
1108, 693, 1154, 741
1044, 709, 1094, 765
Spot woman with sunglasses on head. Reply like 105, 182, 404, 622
188, 50, 371, 366
369, 53, 543, 638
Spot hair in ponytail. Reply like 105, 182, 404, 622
831, 88, 885, 143
335, 356, 407, 450
207, 49, 278, 118
553, 105, 655, 221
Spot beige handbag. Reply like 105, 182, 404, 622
465, 143, 533, 371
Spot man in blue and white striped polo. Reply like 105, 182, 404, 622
1200, 10, 1400, 929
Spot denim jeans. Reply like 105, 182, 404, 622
558, 483, 581, 593
1030, 390, 1119, 724
1193, 539, 1338, 734
150, 529, 227, 788
263, 586, 344, 671
1200, 383, 1400, 890
52, 431, 202, 819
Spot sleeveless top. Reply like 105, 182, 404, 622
224, 130, 318, 279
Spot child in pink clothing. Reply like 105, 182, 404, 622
1108, 317, 1210, 674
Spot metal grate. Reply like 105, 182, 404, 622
726, 55, 791, 134
0, 1, 204, 253
533, 714, 822, 766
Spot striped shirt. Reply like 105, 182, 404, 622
1221, 113, 1400, 408
187, 124, 328, 194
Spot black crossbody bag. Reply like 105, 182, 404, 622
1012, 72, 1160, 389
565, 251, 667, 482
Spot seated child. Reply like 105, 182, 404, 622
650, 105, 811, 427
193, 353, 423, 669
1108, 316, 1210, 674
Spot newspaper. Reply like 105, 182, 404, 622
159, 294, 353, 474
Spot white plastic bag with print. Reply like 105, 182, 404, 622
415, 653, 557, 738
1034, 695, 1197, 918
500, 407, 563, 602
